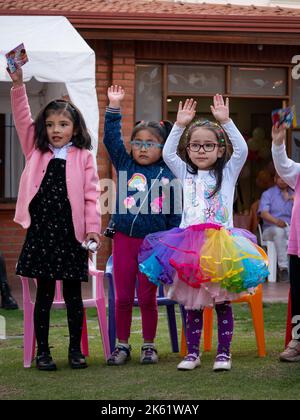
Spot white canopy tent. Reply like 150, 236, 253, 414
0, 16, 100, 295
0, 15, 99, 154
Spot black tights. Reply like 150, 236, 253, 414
290, 255, 300, 341
34, 279, 84, 355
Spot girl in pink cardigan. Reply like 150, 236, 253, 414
9, 68, 101, 371
272, 123, 300, 362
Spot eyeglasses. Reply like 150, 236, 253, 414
130, 140, 164, 150
187, 143, 220, 153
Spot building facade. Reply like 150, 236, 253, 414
1, 0, 300, 281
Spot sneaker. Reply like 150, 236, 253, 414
140, 345, 158, 365
280, 340, 300, 362
177, 353, 201, 371
213, 354, 232, 372
107, 344, 131, 366
36, 352, 57, 371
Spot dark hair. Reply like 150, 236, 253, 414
179, 120, 232, 199
131, 120, 173, 144
34, 99, 92, 152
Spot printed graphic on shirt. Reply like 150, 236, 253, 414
128, 173, 147, 192
124, 196, 136, 209
150, 192, 166, 213
204, 185, 229, 224
161, 177, 170, 186
183, 178, 229, 225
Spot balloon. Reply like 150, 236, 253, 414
240, 162, 251, 179
258, 141, 272, 159
248, 127, 271, 160
252, 127, 265, 141
248, 137, 260, 152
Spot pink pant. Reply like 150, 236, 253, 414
113, 232, 158, 342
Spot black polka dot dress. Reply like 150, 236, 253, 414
16, 158, 89, 282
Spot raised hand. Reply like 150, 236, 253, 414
107, 85, 125, 108
176, 99, 197, 128
7, 66, 23, 88
272, 123, 286, 146
210, 94, 230, 125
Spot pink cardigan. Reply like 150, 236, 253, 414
11, 85, 101, 243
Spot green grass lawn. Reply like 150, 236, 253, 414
0, 303, 299, 400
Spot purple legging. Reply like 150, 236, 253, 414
186, 302, 234, 356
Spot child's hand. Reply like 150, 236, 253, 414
7, 66, 23, 88
276, 219, 287, 228
108, 85, 125, 109
272, 123, 286, 146
85, 233, 101, 250
210, 94, 230, 125
176, 99, 197, 128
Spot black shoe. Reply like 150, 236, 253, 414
68, 351, 88, 369
278, 269, 289, 283
36, 353, 57, 371
1, 284, 19, 310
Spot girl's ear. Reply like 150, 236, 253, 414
217, 146, 225, 158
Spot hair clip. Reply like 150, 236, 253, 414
160, 121, 165, 126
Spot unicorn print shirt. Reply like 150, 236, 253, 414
103, 108, 181, 238
163, 120, 248, 230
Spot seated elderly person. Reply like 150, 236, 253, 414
258, 174, 294, 282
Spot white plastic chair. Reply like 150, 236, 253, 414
258, 224, 277, 283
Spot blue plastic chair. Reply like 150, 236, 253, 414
104, 255, 180, 353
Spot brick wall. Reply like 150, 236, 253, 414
0, 207, 25, 283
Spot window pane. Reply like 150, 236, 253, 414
136, 64, 162, 121
3, 114, 24, 199
168, 65, 225, 94
292, 77, 300, 128
231, 67, 286, 96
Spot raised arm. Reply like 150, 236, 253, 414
8, 68, 36, 159
103, 85, 131, 169
272, 124, 300, 189
211, 95, 248, 181
163, 99, 197, 180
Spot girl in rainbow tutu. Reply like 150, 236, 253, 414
139, 95, 269, 371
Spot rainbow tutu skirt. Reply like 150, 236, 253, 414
138, 223, 269, 309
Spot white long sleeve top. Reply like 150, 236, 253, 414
163, 120, 248, 229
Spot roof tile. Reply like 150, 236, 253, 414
1, 0, 300, 17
